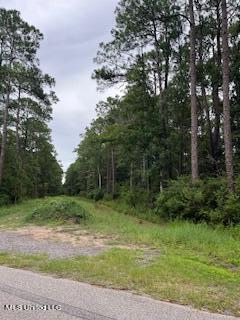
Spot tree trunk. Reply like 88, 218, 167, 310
153, 70, 157, 95
146, 158, 150, 192
23, 112, 29, 149
16, 88, 21, 153
151, 16, 162, 95
97, 166, 102, 190
154, 42, 162, 95
179, 132, 184, 176
164, 53, 170, 90
111, 148, 115, 194
142, 156, 146, 187
212, 1, 222, 165
106, 155, 110, 194
189, 0, 199, 181
164, 27, 170, 90
212, 85, 221, 152
201, 85, 214, 158
130, 162, 133, 190
0, 90, 10, 185
221, 0, 234, 191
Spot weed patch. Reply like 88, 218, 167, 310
25, 199, 90, 224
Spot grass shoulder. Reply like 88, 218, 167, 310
0, 196, 239, 316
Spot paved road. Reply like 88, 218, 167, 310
0, 267, 238, 320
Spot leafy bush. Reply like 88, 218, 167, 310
155, 177, 240, 225
121, 187, 151, 209
88, 189, 104, 202
0, 194, 11, 207
26, 198, 89, 223
220, 194, 240, 225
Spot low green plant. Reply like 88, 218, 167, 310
87, 189, 104, 202
155, 176, 240, 225
0, 194, 11, 207
120, 187, 152, 209
26, 199, 89, 224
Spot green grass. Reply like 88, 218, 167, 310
0, 197, 52, 228
0, 196, 239, 316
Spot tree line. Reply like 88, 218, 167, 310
65, 0, 240, 206
0, 9, 62, 204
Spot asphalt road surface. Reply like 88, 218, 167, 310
0, 266, 238, 320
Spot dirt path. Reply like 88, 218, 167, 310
0, 227, 109, 258
0, 226, 160, 260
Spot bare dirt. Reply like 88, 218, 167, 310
0, 226, 160, 261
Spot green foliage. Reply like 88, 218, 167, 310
0, 194, 11, 206
156, 177, 240, 225
219, 194, 240, 226
88, 189, 104, 202
67, 0, 240, 220
121, 187, 151, 208
26, 199, 89, 224
0, 9, 62, 202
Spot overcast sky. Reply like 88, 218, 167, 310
0, 0, 119, 171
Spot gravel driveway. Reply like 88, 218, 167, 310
0, 230, 106, 259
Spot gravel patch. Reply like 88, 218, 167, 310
0, 231, 107, 259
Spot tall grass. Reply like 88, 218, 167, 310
79, 199, 240, 268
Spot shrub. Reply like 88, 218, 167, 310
87, 189, 104, 202
121, 187, 151, 209
155, 177, 240, 225
0, 194, 11, 207
156, 177, 204, 221
94, 190, 104, 201
221, 194, 240, 225
26, 199, 89, 224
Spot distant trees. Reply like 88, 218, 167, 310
0, 9, 62, 203
66, 0, 239, 200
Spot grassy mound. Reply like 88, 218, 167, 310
26, 199, 89, 224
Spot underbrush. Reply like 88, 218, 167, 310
25, 198, 90, 224
81, 176, 240, 227
85, 186, 157, 223
100, 198, 161, 224
0, 194, 11, 206
155, 176, 240, 225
